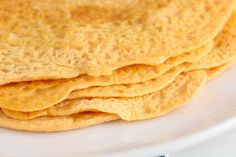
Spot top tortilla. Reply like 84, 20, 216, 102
0, 0, 235, 84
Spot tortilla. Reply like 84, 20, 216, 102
4, 55, 236, 129
69, 18, 236, 100
69, 11, 236, 100
0, 111, 119, 132
185, 12, 236, 71
4, 51, 236, 121
1, 11, 235, 113
0, 43, 211, 112
2, 70, 207, 121
207, 58, 236, 80
0, 0, 235, 84
67, 66, 184, 99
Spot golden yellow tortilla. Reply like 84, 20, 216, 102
0, 0, 235, 84
68, 13, 236, 100
67, 66, 185, 99
1, 63, 235, 131
3, 53, 236, 122
2, 70, 207, 121
0, 111, 119, 132
0, 43, 211, 112
1, 12, 235, 113
207, 58, 236, 80
185, 12, 236, 71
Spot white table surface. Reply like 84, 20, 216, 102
171, 127, 236, 157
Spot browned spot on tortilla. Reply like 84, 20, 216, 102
71, 5, 129, 25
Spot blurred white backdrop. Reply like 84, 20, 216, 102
172, 127, 236, 157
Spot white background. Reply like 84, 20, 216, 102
172, 127, 236, 157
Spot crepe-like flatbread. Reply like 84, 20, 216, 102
207, 57, 236, 80
2, 70, 207, 121
68, 11, 236, 100
1, 12, 236, 112
0, 111, 119, 132
67, 66, 184, 99
0, 43, 211, 112
0, 0, 235, 84
185, 13, 236, 71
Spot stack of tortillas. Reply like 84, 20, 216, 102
0, 0, 236, 132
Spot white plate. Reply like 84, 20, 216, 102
1, 67, 236, 157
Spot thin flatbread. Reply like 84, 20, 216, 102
1, 11, 234, 113
185, 12, 236, 71
2, 70, 207, 121
4, 57, 236, 121
0, 111, 119, 132
0, 43, 211, 112
69, 13, 236, 100
207, 58, 236, 80
67, 66, 185, 99
1, 12, 235, 112
0, 0, 235, 84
